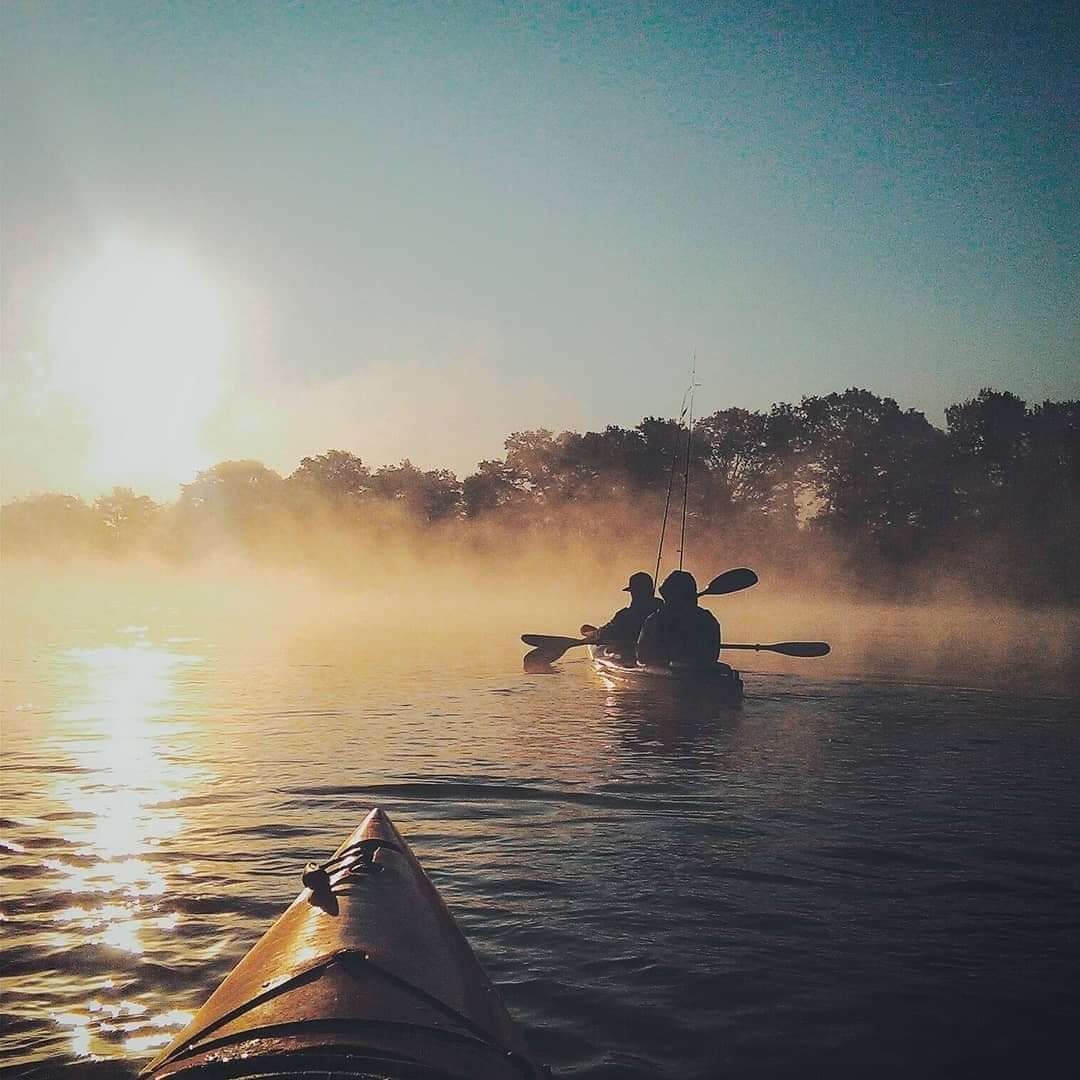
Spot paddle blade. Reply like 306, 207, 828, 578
523, 648, 560, 673
771, 641, 830, 657
521, 634, 586, 649
699, 567, 758, 597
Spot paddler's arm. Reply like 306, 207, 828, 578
592, 607, 632, 644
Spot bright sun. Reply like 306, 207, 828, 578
49, 236, 229, 495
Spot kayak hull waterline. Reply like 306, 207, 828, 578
142, 808, 545, 1079
589, 646, 745, 699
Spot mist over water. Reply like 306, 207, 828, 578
2, 557, 1078, 1078
6, 545, 1078, 695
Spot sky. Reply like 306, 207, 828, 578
2, 0, 1077, 499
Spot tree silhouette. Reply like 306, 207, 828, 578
94, 487, 160, 549
370, 461, 462, 522
797, 389, 951, 561
462, 460, 524, 517
289, 450, 371, 504
175, 460, 286, 552
3, 386, 1076, 600
1, 493, 99, 556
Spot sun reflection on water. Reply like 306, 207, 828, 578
55, 642, 205, 860
44, 640, 210, 1060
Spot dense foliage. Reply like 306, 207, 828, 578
3, 388, 1077, 601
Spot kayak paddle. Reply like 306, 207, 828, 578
522, 634, 830, 660
523, 647, 562, 672
522, 566, 760, 664
721, 641, 830, 657
521, 633, 590, 651
697, 567, 758, 597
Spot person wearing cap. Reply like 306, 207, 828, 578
585, 572, 662, 662
636, 570, 722, 667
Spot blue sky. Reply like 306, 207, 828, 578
2, 1, 1077, 496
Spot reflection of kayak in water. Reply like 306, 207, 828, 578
587, 644, 745, 700
142, 808, 546, 1079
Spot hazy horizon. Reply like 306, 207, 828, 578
3, 2, 1077, 500
3, 381, 1070, 504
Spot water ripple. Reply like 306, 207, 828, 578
3, 617, 1078, 1079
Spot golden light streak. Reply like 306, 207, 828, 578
44, 639, 212, 1058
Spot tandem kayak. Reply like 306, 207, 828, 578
142, 808, 546, 1079
588, 645, 744, 700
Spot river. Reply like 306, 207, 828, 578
2, 570, 1078, 1078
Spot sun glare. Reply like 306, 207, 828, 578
49, 236, 230, 495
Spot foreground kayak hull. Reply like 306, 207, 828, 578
589, 646, 744, 699
142, 808, 545, 1079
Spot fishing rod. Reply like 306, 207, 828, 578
678, 353, 698, 571
653, 377, 692, 585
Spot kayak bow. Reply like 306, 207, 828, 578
142, 808, 545, 1079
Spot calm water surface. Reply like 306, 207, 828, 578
3, 583, 1078, 1078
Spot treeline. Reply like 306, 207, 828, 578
3, 388, 1078, 601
